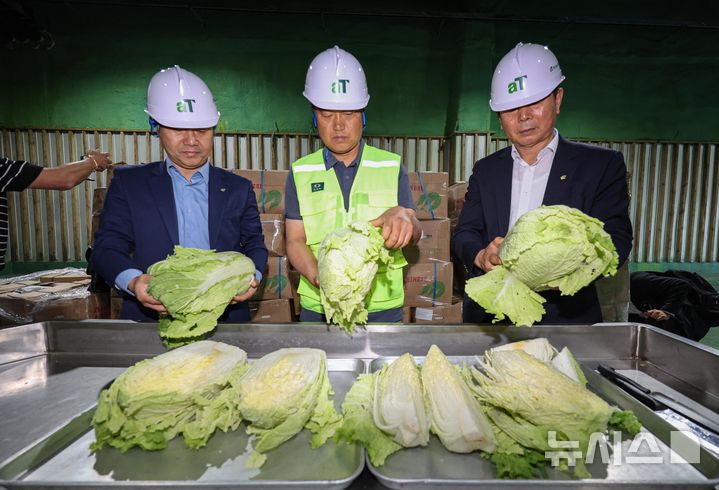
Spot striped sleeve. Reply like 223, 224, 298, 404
0, 157, 43, 192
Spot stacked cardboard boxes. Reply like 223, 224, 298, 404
234, 170, 297, 322
402, 171, 462, 323
0, 270, 109, 326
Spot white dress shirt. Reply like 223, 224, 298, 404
508, 129, 560, 230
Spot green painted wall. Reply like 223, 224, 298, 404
1, 4, 718, 140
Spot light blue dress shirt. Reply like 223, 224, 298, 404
114, 159, 260, 295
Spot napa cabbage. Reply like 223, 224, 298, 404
465, 205, 619, 326
237, 348, 342, 468
317, 221, 394, 334
470, 347, 639, 478
91, 341, 248, 452
422, 345, 496, 453
147, 246, 256, 346
335, 353, 429, 466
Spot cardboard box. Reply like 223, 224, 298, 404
105, 162, 126, 187
408, 172, 448, 219
233, 170, 289, 215
403, 218, 451, 264
288, 268, 302, 316
260, 213, 285, 257
90, 214, 102, 247
413, 300, 463, 324
92, 187, 107, 215
110, 289, 123, 320
403, 260, 453, 307
38, 271, 91, 283
0, 281, 109, 325
253, 256, 295, 301
448, 182, 467, 219
402, 306, 412, 324
249, 299, 294, 323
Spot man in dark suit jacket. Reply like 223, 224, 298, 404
629, 271, 717, 341
453, 42, 633, 324
92, 66, 268, 322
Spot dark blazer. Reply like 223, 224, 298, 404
92, 161, 268, 322
629, 271, 713, 340
453, 137, 633, 324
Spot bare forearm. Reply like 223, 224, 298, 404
286, 239, 319, 285
29, 151, 111, 190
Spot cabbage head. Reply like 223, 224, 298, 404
147, 246, 256, 346
237, 348, 342, 468
318, 221, 392, 334
421, 345, 496, 453
466, 205, 618, 326
471, 349, 620, 478
91, 341, 248, 452
335, 353, 429, 466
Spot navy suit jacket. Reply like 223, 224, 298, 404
453, 137, 633, 324
92, 161, 268, 322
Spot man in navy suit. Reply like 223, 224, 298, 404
453, 43, 632, 324
92, 66, 268, 322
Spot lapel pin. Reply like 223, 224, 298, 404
220, 188, 226, 192
560, 175, 567, 180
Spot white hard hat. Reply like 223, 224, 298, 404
144, 65, 220, 128
303, 45, 370, 110
489, 42, 566, 112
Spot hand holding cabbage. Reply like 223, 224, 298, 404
466, 205, 619, 326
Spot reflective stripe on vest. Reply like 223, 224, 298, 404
292, 145, 406, 314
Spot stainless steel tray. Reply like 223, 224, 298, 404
0, 329, 364, 489
1, 321, 719, 489
366, 355, 719, 489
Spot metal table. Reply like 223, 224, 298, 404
1, 321, 719, 489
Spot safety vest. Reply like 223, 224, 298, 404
292, 145, 407, 314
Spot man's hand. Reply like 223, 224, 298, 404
128, 273, 167, 314
474, 236, 504, 272
230, 278, 259, 304
369, 206, 420, 249
646, 309, 672, 321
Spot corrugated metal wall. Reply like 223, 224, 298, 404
1, 128, 717, 263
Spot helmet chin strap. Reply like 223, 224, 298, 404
149, 117, 159, 135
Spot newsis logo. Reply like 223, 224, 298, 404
507, 75, 527, 94
544, 430, 701, 468
176, 98, 196, 113
330, 79, 350, 94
